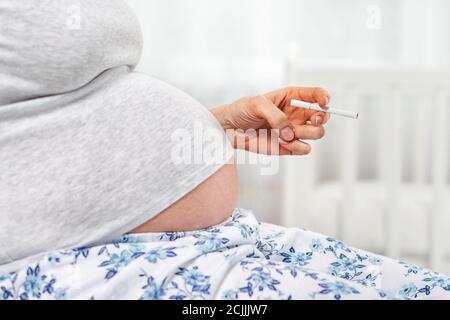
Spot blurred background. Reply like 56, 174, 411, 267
125, 0, 450, 273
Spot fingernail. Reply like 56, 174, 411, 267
325, 96, 329, 106
278, 138, 289, 146
305, 144, 312, 154
316, 116, 323, 126
280, 127, 295, 142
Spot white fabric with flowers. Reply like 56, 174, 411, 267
1, 208, 449, 300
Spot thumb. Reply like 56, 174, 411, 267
251, 95, 295, 142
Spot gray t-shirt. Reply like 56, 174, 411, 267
0, 0, 233, 274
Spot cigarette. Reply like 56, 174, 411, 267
291, 99, 359, 120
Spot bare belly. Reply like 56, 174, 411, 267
131, 162, 239, 233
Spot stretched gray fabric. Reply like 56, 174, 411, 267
0, 0, 233, 274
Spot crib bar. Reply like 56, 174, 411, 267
378, 89, 392, 183
385, 89, 403, 259
285, 63, 450, 268
339, 88, 359, 242
414, 94, 430, 184
429, 91, 449, 271
281, 153, 318, 228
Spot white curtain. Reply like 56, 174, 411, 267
127, 0, 450, 84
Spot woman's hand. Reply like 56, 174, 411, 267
211, 87, 330, 156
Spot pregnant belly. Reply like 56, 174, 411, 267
131, 161, 239, 233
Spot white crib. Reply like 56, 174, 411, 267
281, 61, 450, 273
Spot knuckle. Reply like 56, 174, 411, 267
248, 95, 266, 113
250, 95, 265, 107
314, 87, 328, 97
286, 86, 297, 95
316, 86, 326, 93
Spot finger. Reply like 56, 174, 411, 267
267, 87, 330, 108
250, 95, 295, 142
310, 112, 328, 126
251, 95, 289, 129
279, 148, 294, 156
314, 112, 331, 125
292, 124, 326, 140
279, 139, 312, 156
230, 130, 292, 156
293, 87, 330, 108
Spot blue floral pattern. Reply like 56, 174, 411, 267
1, 208, 449, 300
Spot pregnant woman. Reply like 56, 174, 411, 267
0, 0, 449, 300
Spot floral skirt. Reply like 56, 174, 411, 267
1, 208, 449, 300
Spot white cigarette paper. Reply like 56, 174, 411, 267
291, 99, 359, 120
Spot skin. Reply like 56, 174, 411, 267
131, 87, 330, 234
131, 161, 239, 233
